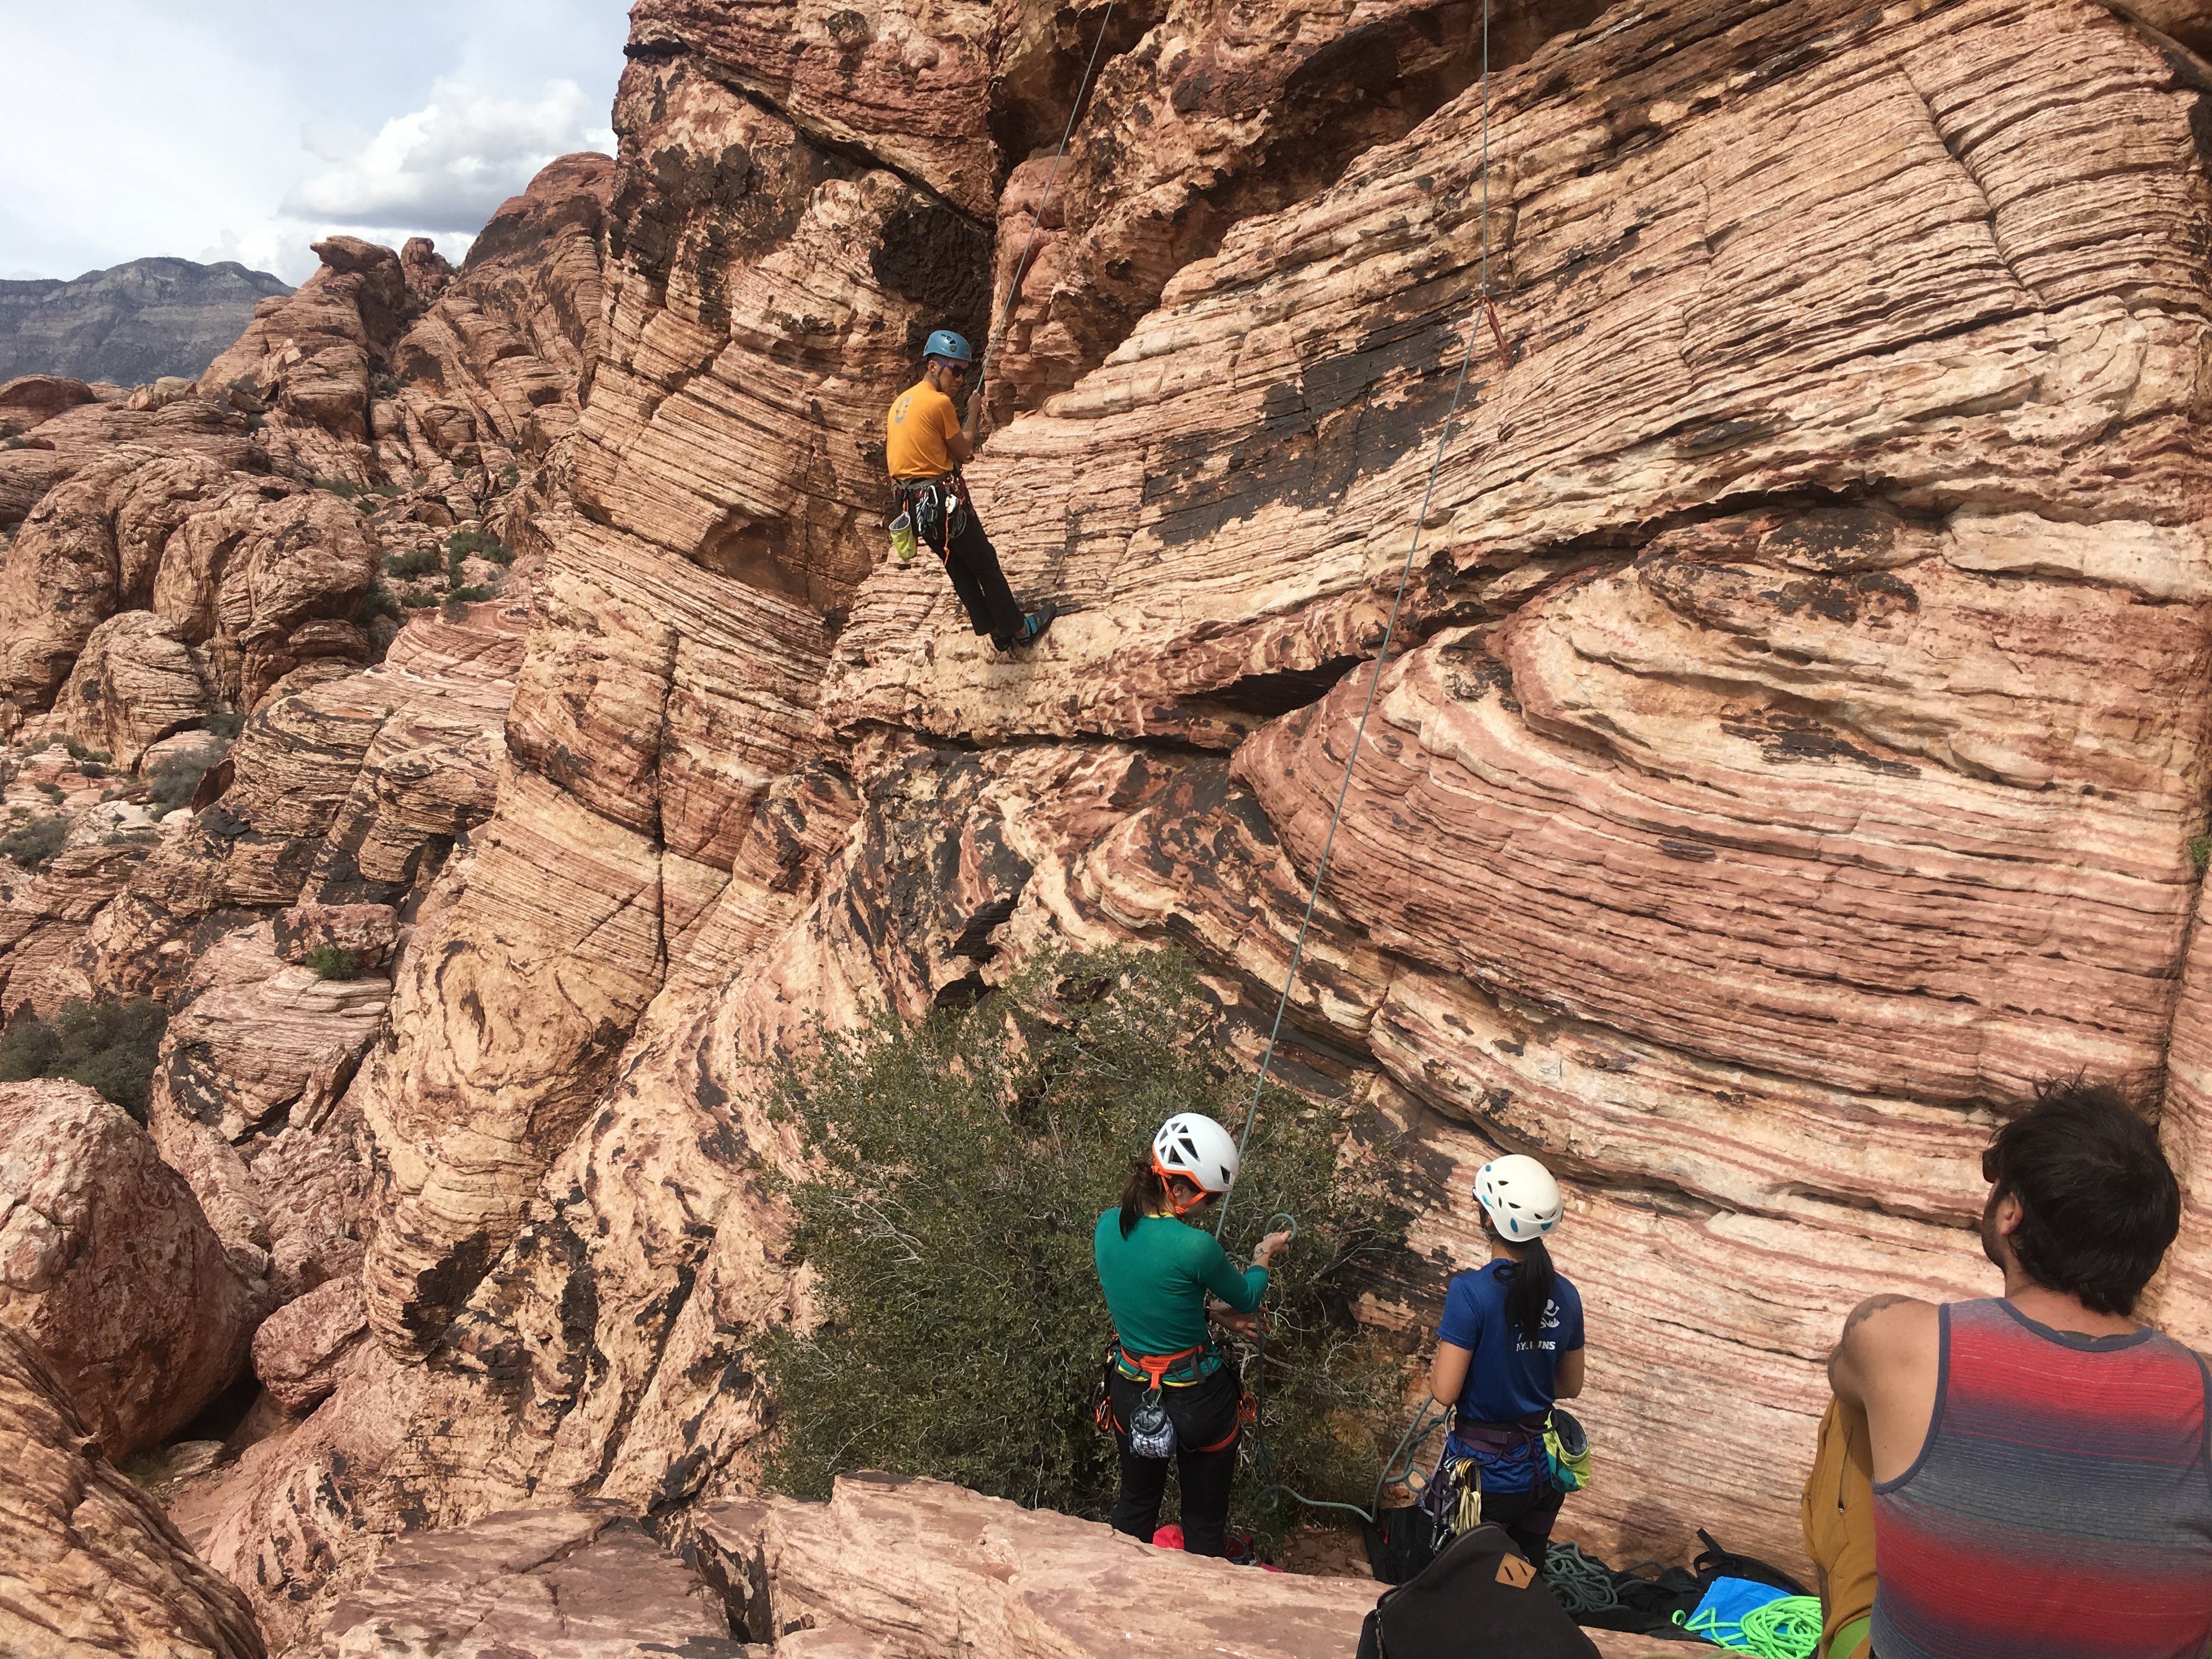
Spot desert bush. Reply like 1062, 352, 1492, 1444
310, 475, 359, 500
0, 995, 168, 1121
206, 712, 245, 740
145, 739, 229, 816
443, 528, 509, 572
383, 547, 442, 579
755, 946, 1402, 1543
0, 814, 69, 870
59, 738, 110, 763
359, 584, 403, 624
400, 586, 438, 610
304, 946, 360, 981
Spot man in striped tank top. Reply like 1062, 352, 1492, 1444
1820, 1080, 2211, 1659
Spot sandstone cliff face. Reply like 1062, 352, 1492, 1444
4, 0, 2212, 1646
332, 0, 2212, 1600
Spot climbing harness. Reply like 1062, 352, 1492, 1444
895, 474, 968, 552
973, 1, 1118, 399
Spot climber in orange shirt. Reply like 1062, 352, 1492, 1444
885, 329, 1054, 652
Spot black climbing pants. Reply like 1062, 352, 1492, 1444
1106, 1365, 1243, 1556
921, 493, 1025, 642
1479, 1482, 1566, 1570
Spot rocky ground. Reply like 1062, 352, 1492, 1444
2, 0, 2211, 1651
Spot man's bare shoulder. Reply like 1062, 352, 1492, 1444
1838, 1293, 1938, 1356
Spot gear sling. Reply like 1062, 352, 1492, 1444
892, 470, 1029, 645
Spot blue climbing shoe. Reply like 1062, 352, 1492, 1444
1012, 602, 1057, 648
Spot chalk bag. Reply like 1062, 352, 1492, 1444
1130, 1390, 1177, 1459
888, 511, 917, 563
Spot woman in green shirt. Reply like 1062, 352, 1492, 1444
1093, 1112, 1290, 1556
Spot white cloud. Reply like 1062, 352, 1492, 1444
284, 77, 618, 235
0, 1, 629, 286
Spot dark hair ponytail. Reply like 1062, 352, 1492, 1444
1120, 1156, 1166, 1237
1503, 1237, 1556, 1345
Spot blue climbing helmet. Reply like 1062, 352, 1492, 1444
923, 328, 973, 364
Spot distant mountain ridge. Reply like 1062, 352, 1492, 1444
0, 257, 292, 387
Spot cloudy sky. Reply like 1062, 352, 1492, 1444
0, 1, 629, 286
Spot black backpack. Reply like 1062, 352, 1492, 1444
1356, 1524, 1601, 1659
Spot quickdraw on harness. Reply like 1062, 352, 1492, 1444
891, 472, 968, 563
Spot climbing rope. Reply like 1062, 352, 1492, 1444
1541, 1542, 1624, 1614
1679, 1595, 1825, 1658
974, 1, 1117, 398
1215, 0, 1505, 1241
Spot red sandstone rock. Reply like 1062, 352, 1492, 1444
0, 1081, 267, 1457
0, 1323, 266, 1659
176, 1333, 424, 1652
684, 1476, 1673, 1658
0, 374, 98, 430
316, 1503, 744, 1659
252, 1275, 368, 1413
274, 901, 399, 970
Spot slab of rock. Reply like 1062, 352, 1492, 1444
689, 1475, 1677, 1658
0, 1080, 267, 1456
274, 901, 399, 970
0, 374, 99, 431
53, 609, 217, 768
317, 1503, 746, 1659
252, 1274, 368, 1413
176, 1334, 422, 1652
153, 922, 390, 1144
0, 1322, 264, 1659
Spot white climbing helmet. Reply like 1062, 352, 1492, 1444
1475, 1154, 1563, 1241
1152, 1112, 1240, 1195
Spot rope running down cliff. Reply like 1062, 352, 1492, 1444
1215, 0, 1508, 1239
973, 1, 1118, 400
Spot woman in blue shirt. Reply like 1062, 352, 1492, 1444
1428, 1153, 1586, 1566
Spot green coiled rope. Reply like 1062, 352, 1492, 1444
1677, 1594, 1825, 1658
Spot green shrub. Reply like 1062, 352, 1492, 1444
1, 435, 25, 452
383, 546, 442, 579
400, 586, 438, 610
359, 584, 403, 624
0, 995, 168, 1122
59, 738, 110, 764
2192, 834, 2210, 876
304, 945, 360, 981
37, 782, 63, 803
78, 761, 105, 778
373, 374, 402, 398
500, 461, 521, 488
206, 712, 245, 740
0, 814, 68, 870
310, 475, 359, 500
754, 946, 1402, 1544
244, 412, 265, 435
443, 585, 492, 613
444, 528, 508, 569
145, 743, 226, 815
